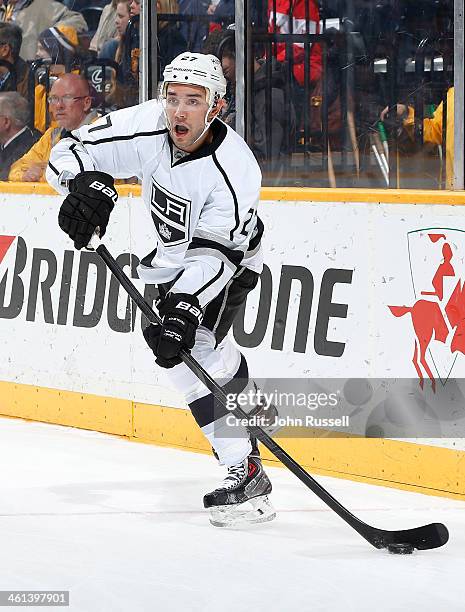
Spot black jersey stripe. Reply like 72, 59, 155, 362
212, 152, 240, 241
88, 115, 112, 132
187, 237, 243, 267
189, 355, 248, 427
69, 144, 84, 172
62, 130, 78, 141
193, 261, 225, 299
140, 246, 158, 268
248, 216, 264, 252
81, 128, 168, 146
47, 161, 59, 176
170, 119, 227, 167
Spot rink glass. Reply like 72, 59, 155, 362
147, 0, 461, 191
8, 2, 461, 190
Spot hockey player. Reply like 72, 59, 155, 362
46, 52, 275, 527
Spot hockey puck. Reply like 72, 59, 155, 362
387, 543, 415, 555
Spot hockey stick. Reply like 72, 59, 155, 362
89, 236, 448, 551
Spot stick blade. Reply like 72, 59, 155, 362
368, 522, 449, 550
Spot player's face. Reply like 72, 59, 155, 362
165, 84, 218, 153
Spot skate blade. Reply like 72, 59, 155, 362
209, 495, 276, 528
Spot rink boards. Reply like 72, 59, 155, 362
0, 183, 465, 499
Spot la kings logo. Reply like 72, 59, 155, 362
150, 179, 191, 246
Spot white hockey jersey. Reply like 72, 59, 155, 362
46, 99, 263, 308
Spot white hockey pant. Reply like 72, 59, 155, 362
166, 326, 252, 466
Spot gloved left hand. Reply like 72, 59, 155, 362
143, 293, 203, 368
58, 171, 118, 250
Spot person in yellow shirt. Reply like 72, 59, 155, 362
381, 87, 454, 189
9, 72, 98, 182
34, 24, 82, 133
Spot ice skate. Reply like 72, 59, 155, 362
203, 454, 276, 527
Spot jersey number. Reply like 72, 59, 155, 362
240, 208, 256, 236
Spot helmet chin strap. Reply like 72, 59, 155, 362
191, 100, 216, 145
162, 99, 218, 148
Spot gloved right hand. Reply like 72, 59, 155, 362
143, 293, 203, 369
58, 171, 118, 250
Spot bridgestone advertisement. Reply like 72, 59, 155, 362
1, 193, 465, 446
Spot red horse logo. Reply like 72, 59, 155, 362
389, 233, 465, 392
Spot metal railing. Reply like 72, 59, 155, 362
140, 0, 461, 189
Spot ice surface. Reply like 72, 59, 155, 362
0, 417, 463, 611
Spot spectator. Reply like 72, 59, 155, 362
9, 73, 97, 181
129, 0, 140, 17
0, 92, 39, 180
253, 57, 296, 164
156, 0, 187, 75
381, 88, 454, 188
96, 0, 137, 107
103, 0, 185, 107
115, 8, 139, 106
34, 24, 82, 133
177, 0, 209, 52
0, 0, 88, 61
218, 30, 295, 165
0, 22, 28, 97
207, 0, 236, 30
99, 0, 130, 61
90, 0, 118, 55
60, 0, 107, 12
206, 0, 219, 15
268, 0, 322, 87
200, 26, 226, 56
37, 24, 82, 68
216, 35, 234, 123
209, 0, 243, 19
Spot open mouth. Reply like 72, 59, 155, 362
174, 124, 189, 137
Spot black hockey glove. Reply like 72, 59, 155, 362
143, 293, 203, 369
58, 171, 118, 250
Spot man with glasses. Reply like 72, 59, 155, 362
9, 72, 98, 182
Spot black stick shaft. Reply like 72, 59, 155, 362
96, 242, 378, 542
